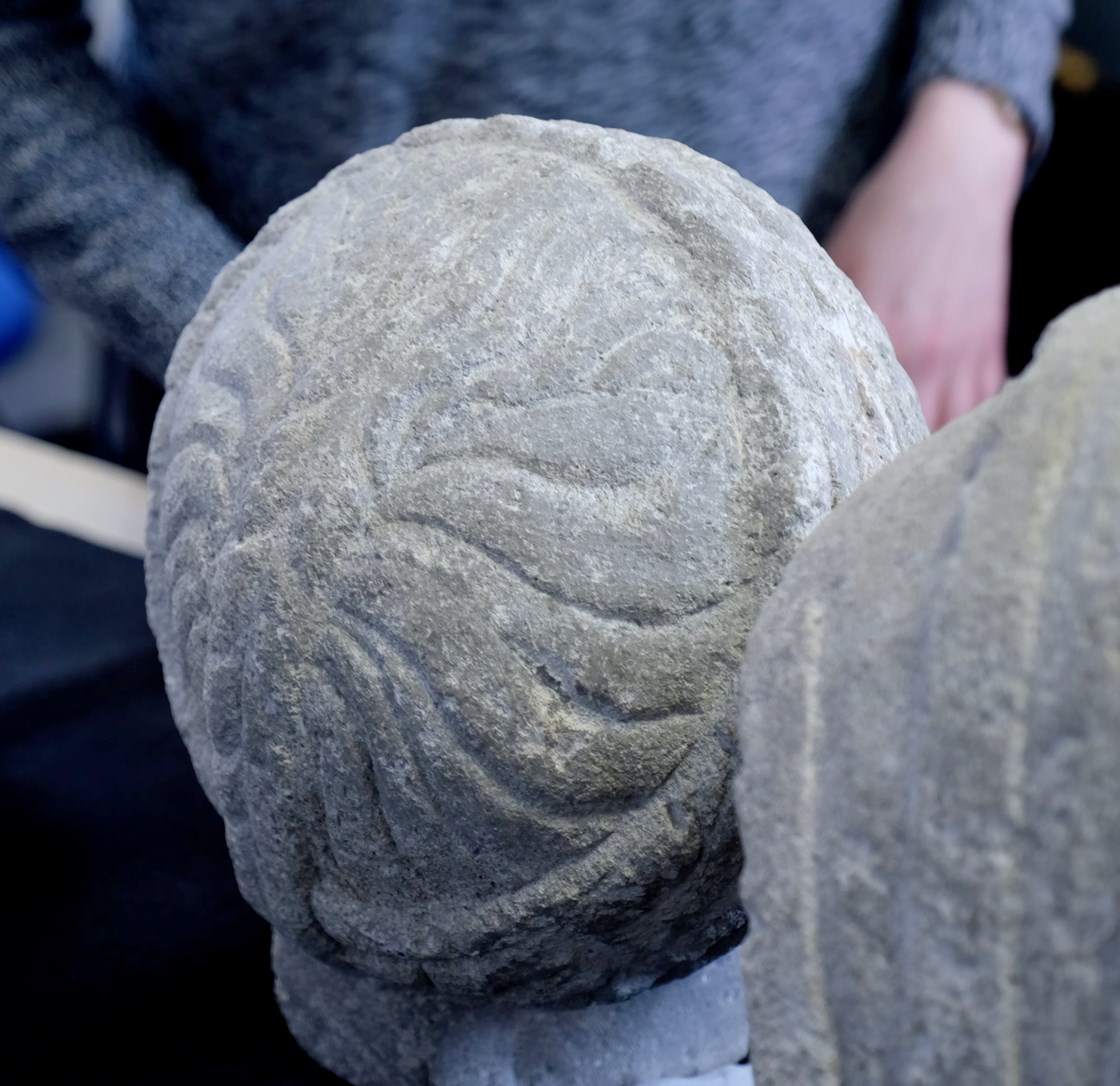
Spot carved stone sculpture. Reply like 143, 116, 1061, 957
737, 287, 1120, 1085
146, 114, 924, 1084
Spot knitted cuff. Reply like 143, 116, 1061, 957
907, 0, 1071, 159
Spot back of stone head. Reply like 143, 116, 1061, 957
145, 115, 924, 1007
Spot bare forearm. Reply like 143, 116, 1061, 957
826, 78, 1030, 428
903, 79, 1029, 206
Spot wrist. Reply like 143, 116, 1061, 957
902, 78, 1029, 191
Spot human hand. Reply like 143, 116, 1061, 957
826, 79, 1029, 430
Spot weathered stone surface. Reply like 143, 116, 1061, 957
272, 933, 457, 1086
146, 110, 923, 1023
737, 288, 1120, 1085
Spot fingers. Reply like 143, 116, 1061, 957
913, 374, 942, 431
976, 348, 1007, 403
911, 349, 1007, 432
945, 363, 980, 428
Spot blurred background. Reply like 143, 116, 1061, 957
1, 0, 1117, 472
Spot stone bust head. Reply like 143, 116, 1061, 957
146, 115, 924, 1012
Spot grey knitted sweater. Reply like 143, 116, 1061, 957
1, 0, 1068, 382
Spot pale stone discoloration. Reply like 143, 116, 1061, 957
146, 114, 922, 1082
737, 287, 1120, 1086
273, 936, 751, 1086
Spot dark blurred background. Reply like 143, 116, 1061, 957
1008, 0, 1120, 376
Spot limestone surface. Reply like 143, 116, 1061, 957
146, 113, 924, 1014
737, 287, 1120, 1085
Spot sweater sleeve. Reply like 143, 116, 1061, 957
907, 0, 1072, 152
0, 1, 241, 385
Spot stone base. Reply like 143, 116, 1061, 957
273, 934, 750, 1086
658, 1069, 754, 1086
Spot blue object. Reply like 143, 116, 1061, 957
0, 242, 41, 366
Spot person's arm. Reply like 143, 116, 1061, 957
826, 78, 1027, 429
0, 1, 241, 385
826, 0, 1071, 430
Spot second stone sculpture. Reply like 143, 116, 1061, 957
737, 288, 1120, 1086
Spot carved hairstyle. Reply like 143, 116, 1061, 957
146, 116, 923, 1005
